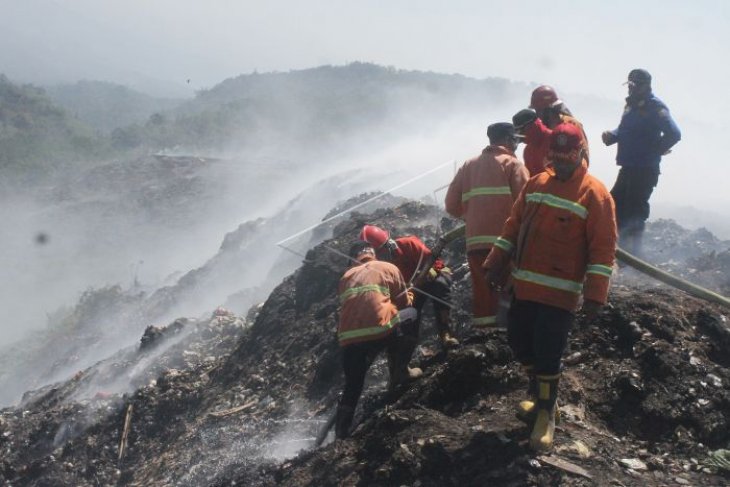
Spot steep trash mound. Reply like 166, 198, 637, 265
0, 182, 401, 408
1, 200, 729, 486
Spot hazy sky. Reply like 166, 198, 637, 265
1, 0, 729, 210
2, 0, 727, 207
0, 0, 727, 115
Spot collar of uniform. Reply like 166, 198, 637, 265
626, 91, 654, 107
484, 145, 514, 156
356, 254, 375, 264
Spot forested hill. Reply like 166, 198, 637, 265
45, 80, 183, 134
0, 74, 104, 187
108, 63, 532, 153
2, 64, 535, 185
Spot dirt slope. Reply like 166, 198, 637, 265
1, 201, 729, 486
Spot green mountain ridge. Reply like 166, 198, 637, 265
45, 80, 184, 134
0, 74, 105, 187
111, 63, 533, 153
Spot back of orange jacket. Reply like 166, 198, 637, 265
337, 259, 410, 347
486, 163, 617, 311
445, 145, 529, 252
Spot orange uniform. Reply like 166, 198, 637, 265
445, 145, 529, 326
523, 115, 590, 176
485, 162, 617, 311
445, 146, 529, 252
337, 258, 410, 346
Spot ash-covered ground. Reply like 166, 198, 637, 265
1, 200, 729, 486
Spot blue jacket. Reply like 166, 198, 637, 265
606, 93, 681, 168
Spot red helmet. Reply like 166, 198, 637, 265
530, 85, 561, 109
548, 123, 583, 163
359, 225, 390, 249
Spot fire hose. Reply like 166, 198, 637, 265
425, 224, 730, 310
616, 248, 730, 309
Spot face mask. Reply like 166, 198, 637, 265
552, 160, 580, 181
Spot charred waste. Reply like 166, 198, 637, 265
1, 199, 729, 486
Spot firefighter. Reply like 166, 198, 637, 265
602, 69, 681, 257
360, 225, 459, 350
334, 241, 420, 439
445, 122, 529, 329
483, 123, 617, 451
513, 85, 589, 176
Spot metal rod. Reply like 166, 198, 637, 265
276, 159, 455, 246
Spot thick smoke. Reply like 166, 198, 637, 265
0, 74, 725, 408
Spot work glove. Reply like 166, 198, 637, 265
483, 250, 509, 290
581, 299, 602, 320
484, 266, 506, 291
512, 108, 538, 130
601, 130, 617, 146
426, 259, 450, 281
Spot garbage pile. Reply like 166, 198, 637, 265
1, 200, 729, 486
632, 219, 730, 295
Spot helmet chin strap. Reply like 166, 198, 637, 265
385, 239, 398, 255
378, 239, 398, 261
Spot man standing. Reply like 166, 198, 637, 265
513, 85, 589, 176
484, 123, 617, 451
602, 69, 681, 256
445, 122, 529, 328
334, 241, 418, 439
359, 225, 459, 349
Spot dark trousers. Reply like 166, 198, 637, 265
412, 273, 452, 335
507, 300, 574, 376
611, 166, 660, 236
341, 335, 398, 410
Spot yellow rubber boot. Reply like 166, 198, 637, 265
517, 399, 561, 425
529, 374, 560, 452
516, 365, 536, 421
517, 367, 561, 425
439, 331, 459, 348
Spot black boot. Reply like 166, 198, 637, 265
387, 335, 423, 391
335, 404, 355, 439
436, 309, 459, 348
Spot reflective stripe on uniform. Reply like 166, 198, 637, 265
493, 237, 514, 252
337, 313, 399, 342
526, 192, 588, 219
513, 268, 583, 294
462, 186, 511, 202
472, 315, 497, 326
339, 284, 389, 303
466, 235, 499, 246
586, 264, 613, 278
